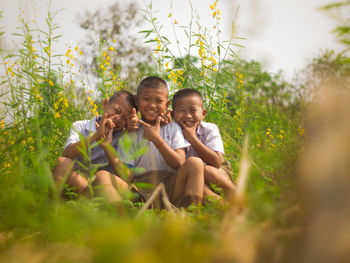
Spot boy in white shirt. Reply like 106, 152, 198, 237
98, 76, 205, 207
52, 90, 135, 202
172, 88, 236, 201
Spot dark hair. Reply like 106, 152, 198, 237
109, 90, 137, 110
136, 76, 168, 96
172, 88, 203, 110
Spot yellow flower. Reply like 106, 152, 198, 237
65, 49, 71, 57
212, 12, 216, 17
75, 46, 79, 51
54, 112, 60, 119
66, 59, 70, 64
29, 146, 34, 151
109, 46, 114, 51
214, 2, 217, 6
49, 80, 54, 86
174, 19, 178, 24
210, 5, 214, 10
112, 39, 117, 42
168, 13, 172, 17
79, 50, 83, 55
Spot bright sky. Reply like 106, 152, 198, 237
0, 0, 344, 79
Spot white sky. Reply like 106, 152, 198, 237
0, 0, 344, 79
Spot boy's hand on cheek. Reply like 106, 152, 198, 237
96, 114, 115, 144
95, 113, 108, 141
139, 116, 162, 143
127, 108, 138, 132
178, 119, 199, 142
103, 119, 115, 144
159, 109, 172, 126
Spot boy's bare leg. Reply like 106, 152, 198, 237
171, 157, 204, 207
52, 156, 90, 197
203, 184, 221, 201
93, 170, 129, 203
204, 165, 236, 200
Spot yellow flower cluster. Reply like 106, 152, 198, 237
155, 37, 162, 54
5, 62, 16, 78
195, 36, 218, 73
235, 72, 244, 86
0, 120, 5, 129
53, 95, 69, 119
168, 69, 184, 85
87, 96, 99, 116
65, 46, 82, 67
263, 128, 286, 151
210, 1, 221, 20
100, 47, 115, 75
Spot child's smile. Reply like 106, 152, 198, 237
173, 95, 206, 128
136, 87, 169, 124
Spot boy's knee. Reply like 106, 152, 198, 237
185, 157, 204, 169
56, 156, 73, 165
53, 156, 73, 181
93, 170, 112, 186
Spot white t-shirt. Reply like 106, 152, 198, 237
185, 121, 224, 158
65, 116, 122, 172
118, 121, 190, 173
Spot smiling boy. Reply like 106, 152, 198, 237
172, 88, 236, 201
52, 90, 135, 200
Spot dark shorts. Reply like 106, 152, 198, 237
131, 170, 178, 202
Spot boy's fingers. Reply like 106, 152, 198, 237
155, 116, 161, 127
101, 113, 107, 124
138, 119, 150, 127
159, 113, 168, 125
166, 109, 172, 122
177, 119, 185, 128
95, 122, 100, 129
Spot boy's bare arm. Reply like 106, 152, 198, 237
139, 117, 185, 169
63, 113, 109, 160
178, 120, 222, 168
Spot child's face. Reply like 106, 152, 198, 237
102, 95, 133, 131
136, 87, 169, 124
173, 95, 206, 128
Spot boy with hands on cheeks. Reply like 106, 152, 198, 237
172, 88, 236, 202
52, 90, 135, 202
120, 76, 205, 207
